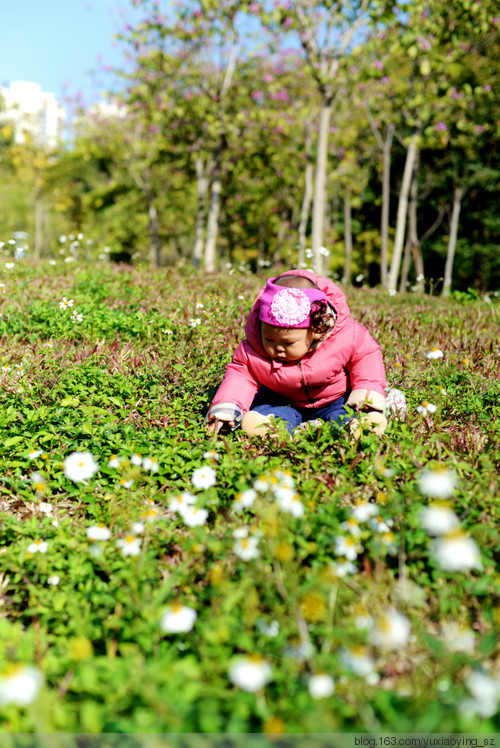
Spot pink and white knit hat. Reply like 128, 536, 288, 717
259, 278, 328, 328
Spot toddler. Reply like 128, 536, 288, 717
206, 269, 387, 437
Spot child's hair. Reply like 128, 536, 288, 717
274, 274, 336, 336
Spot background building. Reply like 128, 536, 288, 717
0, 80, 66, 149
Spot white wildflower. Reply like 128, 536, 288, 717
116, 535, 141, 556
38, 501, 52, 514
416, 401, 437, 416
433, 530, 482, 571
0, 665, 44, 706
233, 489, 257, 511
179, 505, 208, 527
229, 656, 272, 692
160, 603, 197, 633
340, 646, 377, 677
308, 673, 335, 699
426, 347, 444, 360
59, 297, 74, 310
142, 457, 159, 472
440, 621, 476, 654
27, 540, 48, 554
168, 491, 196, 513
334, 536, 361, 561
47, 575, 60, 586
64, 452, 99, 482
351, 501, 378, 522
369, 609, 411, 650
418, 468, 457, 499
233, 535, 260, 561
191, 465, 216, 489
86, 525, 111, 541
420, 503, 460, 535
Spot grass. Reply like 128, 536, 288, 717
0, 260, 498, 733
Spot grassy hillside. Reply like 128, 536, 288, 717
0, 262, 498, 733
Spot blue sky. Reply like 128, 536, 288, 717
0, 0, 140, 105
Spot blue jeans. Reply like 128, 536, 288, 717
250, 388, 350, 435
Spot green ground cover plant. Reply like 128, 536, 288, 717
0, 261, 498, 733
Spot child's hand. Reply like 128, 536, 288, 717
207, 417, 235, 435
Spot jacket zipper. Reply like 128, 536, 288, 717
296, 361, 312, 403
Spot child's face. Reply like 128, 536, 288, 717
261, 322, 320, 361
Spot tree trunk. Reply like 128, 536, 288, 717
192, 156, 209, 267
380, 123, 394, 288
204, 144, 223, 273
147, 197, 161, 266
399, 233, 412, 293
298, 153, 313, 267
387, 134, 418, 292
442, 186, 464, 297
342, 186, 353, 285
311, 94, 333, 275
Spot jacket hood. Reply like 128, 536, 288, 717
244, 269, 351, 356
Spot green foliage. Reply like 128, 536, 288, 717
0, 263, 498, 733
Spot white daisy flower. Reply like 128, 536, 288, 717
278, 492, 305, 517
233, 489, 257, 512
232, 527, 249, 539
163, 328, 173, 334
131, 522, 145, 535
64, 452, 99, 482
116, 535, 141, 556
416, 401, 437, 416
30, 472, 46, 493
168, 491, 196, 513
369, 609, 411, 650
464, 671, 500, 719
418, 468, 457, 499
142, 457, 159, 472
27, 540, 48, 554
131, 453, 142, 466
351, 501, 378, 522
38, 501, 53, 514
426, 348, 444, 359
308, 673, 335, 699
328, 559, 357, 577
179, 505, 209, 527
107, 455, 121, 468
440, 621, 476, 654
420, 503, 460, 535
340, 646, 376, 677
253, 474, 270, 492
28, 449, 42, 460
47, 575, 60, 586
233, 535, 260, 561
160, 603, 197, 633
0, 665, 44, 706
188, 318, 201, 327
334, 536, 361, 561
4, 262, 15, 269
86, 525, 111, 541
256, 619, 280, 637
433, 530, 482, 571
228, 656, 272, 692
59, 297, 74, 310
340, 517, 362, 536
369, 516, 393, 533
118, 478, 134, 490
191, 465, 216, 489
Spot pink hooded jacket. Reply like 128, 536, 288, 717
209, 269, 386, 417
